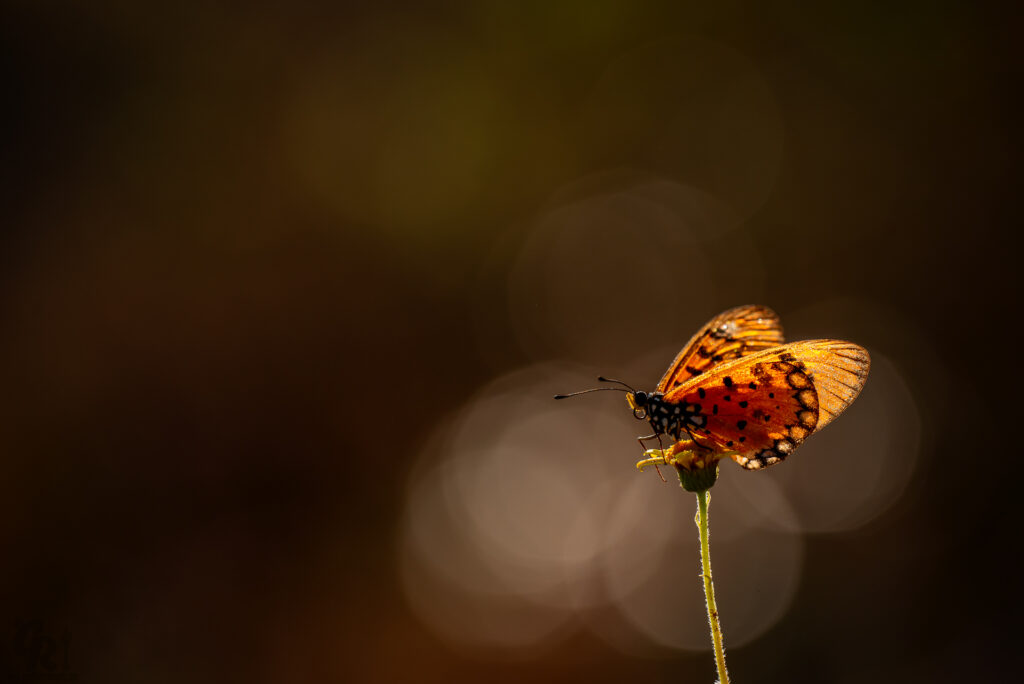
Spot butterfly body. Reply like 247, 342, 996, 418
629, 391, 708, 441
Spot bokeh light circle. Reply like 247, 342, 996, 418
400, 361, 807, 654
583, 36, 784, 222
507, 172, 763, 367
601, 463, 803, 651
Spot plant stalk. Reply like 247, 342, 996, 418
696, 488, 730, 684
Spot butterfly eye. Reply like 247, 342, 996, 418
633, 391, 648, 406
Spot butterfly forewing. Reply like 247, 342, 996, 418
664, 340, 870, 470
657, 305, 785, 394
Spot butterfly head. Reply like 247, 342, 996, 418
626, 390, 649, 419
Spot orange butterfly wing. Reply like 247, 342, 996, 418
657, 305, 785, 394
664, 340, 870, 470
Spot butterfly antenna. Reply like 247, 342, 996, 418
597, 376, 636, 391
553, 387, 629, 400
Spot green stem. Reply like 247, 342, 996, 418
696, 488, 730, 684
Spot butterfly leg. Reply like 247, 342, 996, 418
636, 447, 702, 471
684, 426, 712, 450
667, 438, 727, 470
634, 432, 667, 454
638, 433, 694, 451
630, 436, 655, 450
636, 449, 672, 472
634, 434, 672, 481
636, 432, 703, 471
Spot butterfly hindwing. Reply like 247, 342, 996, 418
657, 305, 785, 394
794, 342, 871, 430
664, 340, 870, 470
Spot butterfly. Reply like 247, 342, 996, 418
555, 305, 870, 471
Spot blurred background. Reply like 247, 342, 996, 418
1, 1, 1019, 682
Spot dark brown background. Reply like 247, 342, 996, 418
1, 1, 1018, 682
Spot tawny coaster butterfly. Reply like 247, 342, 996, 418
556, 305, 870, 470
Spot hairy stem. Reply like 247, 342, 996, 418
696, 488, 730, 684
